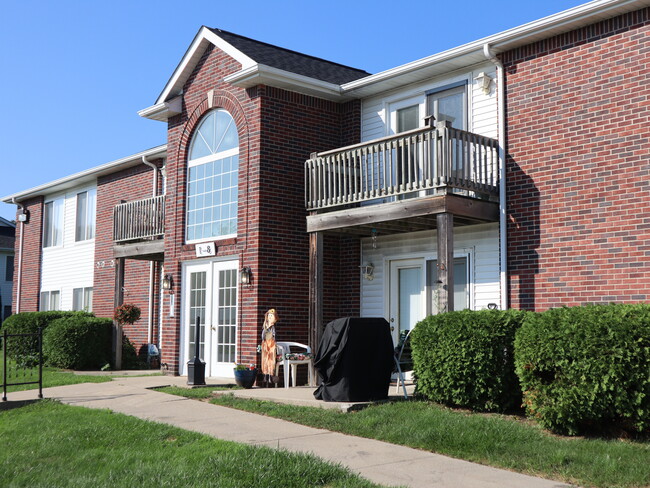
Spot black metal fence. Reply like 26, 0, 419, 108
2, 328, 43, 401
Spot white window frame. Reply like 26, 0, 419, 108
75, 188, 96, 242
43, 198, 64, 248
185, 109, 239, 244
72, 287, 93, 312
39, 290, 61, 311
387, 95, 426, 136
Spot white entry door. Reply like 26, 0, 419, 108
181, 259, 238, 377
389, 259, 425, 345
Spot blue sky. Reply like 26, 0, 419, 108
0, 0, 585, 220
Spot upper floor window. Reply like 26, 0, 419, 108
43, 198, 63, 247
186, 109, 239, 242
75, 189, 96, 242
426, 84, 466, 130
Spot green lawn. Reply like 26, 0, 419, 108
157, 387, 650, 488
2, 363, 112, 394
0, 400, 382, 488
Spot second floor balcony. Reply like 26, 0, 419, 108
113, 194, 165, 260
305, 121, 500, 234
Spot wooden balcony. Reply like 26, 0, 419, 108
305, 120, 500, 235
113, 195, 165, 261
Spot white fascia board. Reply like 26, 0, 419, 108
224, 64, 345, 101
2, 145, 167, 204
154, 26, 256, 106
138, 96, 183, 122
342, 0, 650, 96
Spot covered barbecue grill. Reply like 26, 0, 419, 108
313, 317, 394, 402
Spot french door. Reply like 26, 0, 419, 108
181, 259, 238, 377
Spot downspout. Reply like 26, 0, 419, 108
11, 198, 24, 313
483, 44, 508, 310
142, 156, 159, 345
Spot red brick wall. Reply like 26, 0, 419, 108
161, 43, 362, 373
95, 162, 164, 353
12, 197, 43, 312
503, 8, 650, 310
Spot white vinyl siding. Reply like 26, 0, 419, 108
361, 63, 498, 143
41, 185, 96, 311
360, 223, 500, 318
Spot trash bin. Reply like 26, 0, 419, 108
147, 344, 160, 369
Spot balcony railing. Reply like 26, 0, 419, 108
305, 121, 499, 211
113, 194, 165, 243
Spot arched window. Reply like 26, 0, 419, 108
186, 109, 239, 242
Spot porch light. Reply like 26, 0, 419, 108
162, 274, 174, 293
360, 263, 374, 281
474, 72, 493, 95
240, 266, 252, 286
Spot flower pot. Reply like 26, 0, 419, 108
234, 368, 257, 389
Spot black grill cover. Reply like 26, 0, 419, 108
313, 317, 394, 402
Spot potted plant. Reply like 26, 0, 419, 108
113, 303, 141, 325
233, 363, 258, 389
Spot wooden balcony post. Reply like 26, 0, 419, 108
308, 231, 323, 350
436, 213, 454, 313
113, 257, 125, 370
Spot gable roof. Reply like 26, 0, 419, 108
208, 29, 370, 85
140, 0, 650, 120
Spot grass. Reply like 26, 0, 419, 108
155, 385, 239, 399
2, 361, 112, 394
0, 400, 383, 488
158, 388, 650, 488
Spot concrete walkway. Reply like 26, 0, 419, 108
6, 376, 572, 488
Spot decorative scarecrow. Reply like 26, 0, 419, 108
260, 308, 278, 386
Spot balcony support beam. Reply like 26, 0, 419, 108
308, 231, 323, 351
436, 213, 454, 313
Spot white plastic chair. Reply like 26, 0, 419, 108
275, 341, 315, 388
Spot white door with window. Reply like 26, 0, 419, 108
181, 260, 238, 377
388, 259, 425, 345
388, 255, 470, 344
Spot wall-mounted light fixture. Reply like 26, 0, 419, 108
474, 72, 493, 95
162, 274, 174, 293
360, 263, 374, 281
240, 266, 252, 286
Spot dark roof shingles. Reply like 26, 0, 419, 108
209, 28, 371, 85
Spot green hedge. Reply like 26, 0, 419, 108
411, 309, 527, 412
43, 316, 113, 370
515, 304, 650, 435
1, 311, 94, 366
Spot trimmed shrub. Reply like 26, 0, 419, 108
515, 304, 650, 435
411, 309, 527, 412
1, 311, 93, 366
43, 316, 112, 370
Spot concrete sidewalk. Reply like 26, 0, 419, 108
6, 377, 572, 488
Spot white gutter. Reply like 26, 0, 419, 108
11, 198, 24, 313
483, 44, 508, 311
141, 155, 159, 345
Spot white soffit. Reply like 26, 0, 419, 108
342, 0, 650, 98
224, 64, 345, 101
1, 145, 167, 203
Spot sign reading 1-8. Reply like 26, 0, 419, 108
195, 242, 216, 257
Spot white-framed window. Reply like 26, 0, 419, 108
75, 189, 96, 242
43, 198, 64, 248
39, 290, 60, 311
186, 109, 239, 243
72, 287, 93, 312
